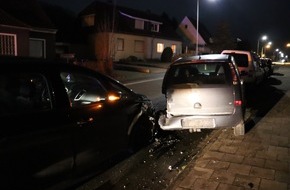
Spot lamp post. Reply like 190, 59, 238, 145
257, 35, 267, 57
195, 0, 200, 55
195, 0, 215, 55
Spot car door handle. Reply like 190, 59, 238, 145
77, 117, 94, 127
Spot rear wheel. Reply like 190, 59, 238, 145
233, 120, 245, 136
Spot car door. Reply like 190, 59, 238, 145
0, 71, 75, 190
59, 71, 131, 176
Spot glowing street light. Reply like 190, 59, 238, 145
257, 35, 267, 57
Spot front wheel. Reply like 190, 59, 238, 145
129, 115, 155, 153
233, 120, 245, 136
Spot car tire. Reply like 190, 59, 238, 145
233, 120, 245, 136
129, 115, 154, 153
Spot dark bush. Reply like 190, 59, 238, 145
161, 47, 173, 62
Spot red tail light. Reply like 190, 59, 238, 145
234, 100, 242, 106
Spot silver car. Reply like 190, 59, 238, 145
158, 54, 245, 136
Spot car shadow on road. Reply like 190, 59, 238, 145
244, 76, 285, 133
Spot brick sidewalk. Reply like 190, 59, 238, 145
167, 91, 290, 190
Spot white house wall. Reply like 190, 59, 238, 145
112, 33, 182, 61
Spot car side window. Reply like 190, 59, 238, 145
60, 72, 107, 107
0, 73, 52, 116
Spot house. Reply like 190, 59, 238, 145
0, 0, 57, 59
177, 16, 212, 55
79, 1, 182, 62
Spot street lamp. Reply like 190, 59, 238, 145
257, 35, 267, 57
195, 0, 216, 55
263, 41, 272, 57
195, 0, 200, 55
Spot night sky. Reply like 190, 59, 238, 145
41, 0, 290, 54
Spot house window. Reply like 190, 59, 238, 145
151, 23, 159, 32
134, 40, 144, 52
185, 25, 188, 29
29, 38, 46, 58
157, 43, 164, 53
171, 44, 177, 54
0, 33, 17, 56
117, 38, 124, 51
135, 20, 144, 30
82, 14, 95, 27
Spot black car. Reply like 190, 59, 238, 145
0, 56, 155, 190
260, 57, 274, 77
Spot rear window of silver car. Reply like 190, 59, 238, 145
164, 62, 232, 88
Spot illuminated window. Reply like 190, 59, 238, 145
135, 20, 144, 30
171, 44, 177, 54
157, 43, 164, 53
117, 38, 124, 51
134, 40, 144, 52
82, 14, 95, 27
0, 33, 17, 56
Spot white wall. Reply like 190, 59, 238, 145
112, 33, 182, 61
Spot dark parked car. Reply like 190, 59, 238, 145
158, 54, 245, 136
0, 56, 155, 190
260, 57, 274, 77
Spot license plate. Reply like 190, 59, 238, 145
182, 118, 215, 128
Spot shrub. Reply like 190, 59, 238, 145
161, 47, 173, 62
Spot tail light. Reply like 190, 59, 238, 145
234, 100, 242, 106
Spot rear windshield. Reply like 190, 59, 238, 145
223, 53, 248, 67
164, 62, 232, 87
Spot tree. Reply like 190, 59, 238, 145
161, 47, 173, 62
208, 22, 237, 53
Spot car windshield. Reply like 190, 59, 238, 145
165, 62, 231, 88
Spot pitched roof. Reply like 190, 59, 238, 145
187, 16, 212, 44
0, 8, 29, 29
0, 0, 56, 30
80, 1, 181, 41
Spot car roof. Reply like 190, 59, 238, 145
172, 54, 232, 65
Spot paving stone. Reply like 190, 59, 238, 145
268, 145, 289, 156
206, 160, 230, 170
216, 183, 244, 190
249, 166, 275, 180
265, 160, 289, 172
191, 178, 219, 190
275, 170, 290, 183
223, 153, 244, 164
178, 171, 197, 189
210, 169, 235, 184
277, 154, 290, 162
233, 174, 261, 189
195, 159, 210, 168
236, 146, 256, 157
192, 166, 214, 179
219, 145, 239, 154
228, 163, 251, 175
260, 179, 288, 190
202, 151, 225, 161
255, 150, 277, 161
243, 157, 265, 167
209, 141, 223, 151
